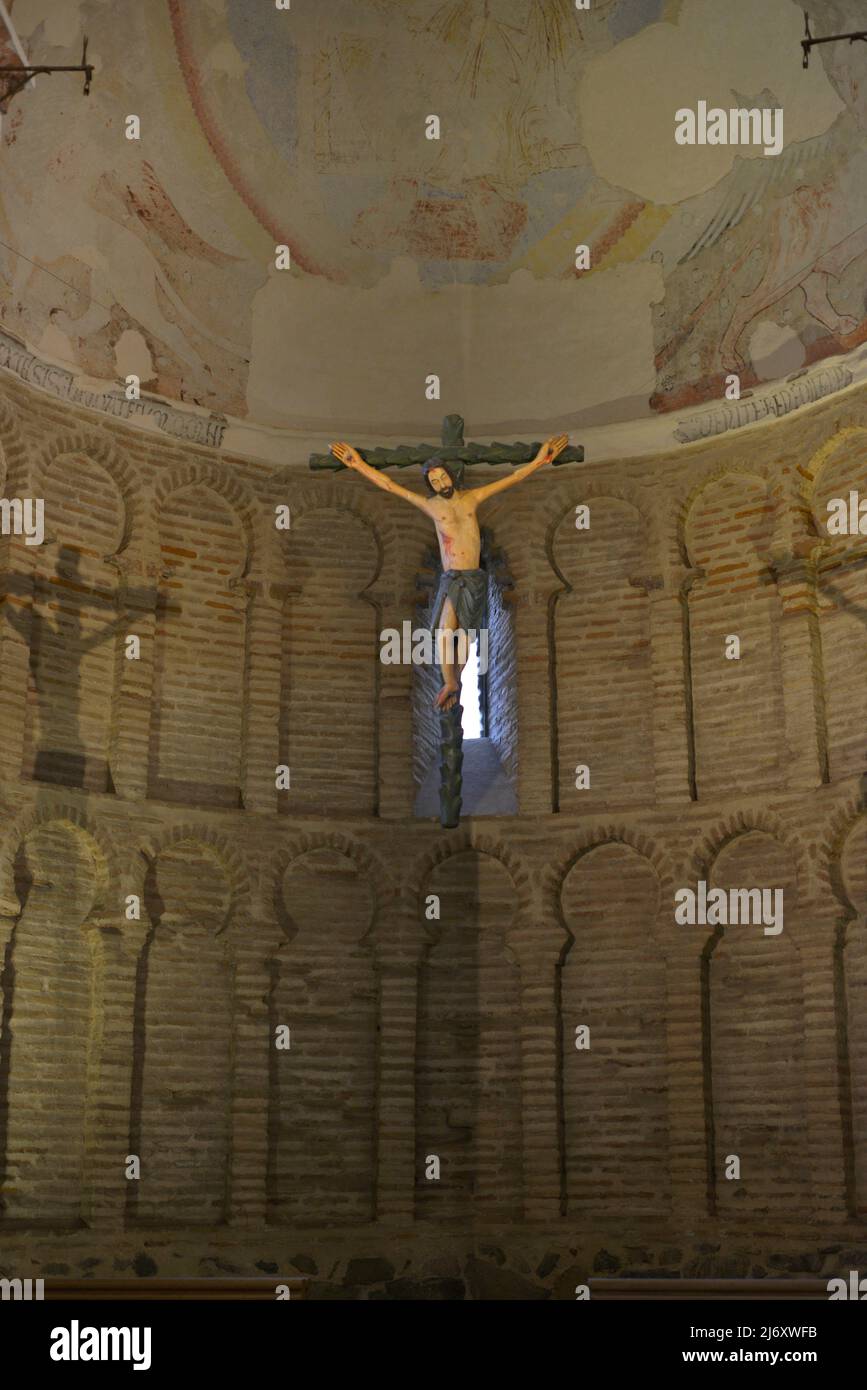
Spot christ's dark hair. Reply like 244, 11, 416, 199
422, 457, 461, 494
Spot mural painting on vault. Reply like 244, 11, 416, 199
2, 0, 867, 429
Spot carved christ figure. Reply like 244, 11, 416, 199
329, 435, 569, 711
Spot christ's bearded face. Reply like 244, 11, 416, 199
426, 465, 455, 499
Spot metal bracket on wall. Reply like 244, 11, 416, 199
0, 35, 93, 109
801, 12, 867, 68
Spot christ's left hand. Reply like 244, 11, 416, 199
534, 434, 569, 466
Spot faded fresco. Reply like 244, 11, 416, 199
0, 0, 865, 429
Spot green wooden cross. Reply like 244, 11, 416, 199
308, 413, 585, 473
310, 414, 584, 830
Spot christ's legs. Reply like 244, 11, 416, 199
434, 596, 467, 712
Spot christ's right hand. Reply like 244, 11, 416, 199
326, 440, 432, 513
330, 442, 363, 469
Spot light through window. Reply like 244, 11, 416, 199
460, 638, 482, 738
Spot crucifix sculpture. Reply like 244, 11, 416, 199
310, 414, 584, 828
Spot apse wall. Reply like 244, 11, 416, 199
1, 371, 867, 1298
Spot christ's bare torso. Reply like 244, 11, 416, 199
425, 493, 482, 569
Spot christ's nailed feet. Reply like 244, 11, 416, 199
435, 682, 460, 712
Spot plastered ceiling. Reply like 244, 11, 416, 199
1, 0, 866, 433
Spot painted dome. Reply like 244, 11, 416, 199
1, 0, 865, 432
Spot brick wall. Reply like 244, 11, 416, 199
707, 832, 808, 1216
415, 851, 523, 1223
1, 373, 867, 1295
812, 432, 867, 781
2, 824, 94, 1225
267, 849, 377, 1226
150, 487, 247, 806
132, 842, 235, 1225
685, 474, 785, 800
561, 842, 670, 1216
24, 453, 125, 792
279, 509, 379, 815
553, 497, 653, 809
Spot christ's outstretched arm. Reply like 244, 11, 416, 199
470, 434, 569, 504
330, 442, 432, 514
